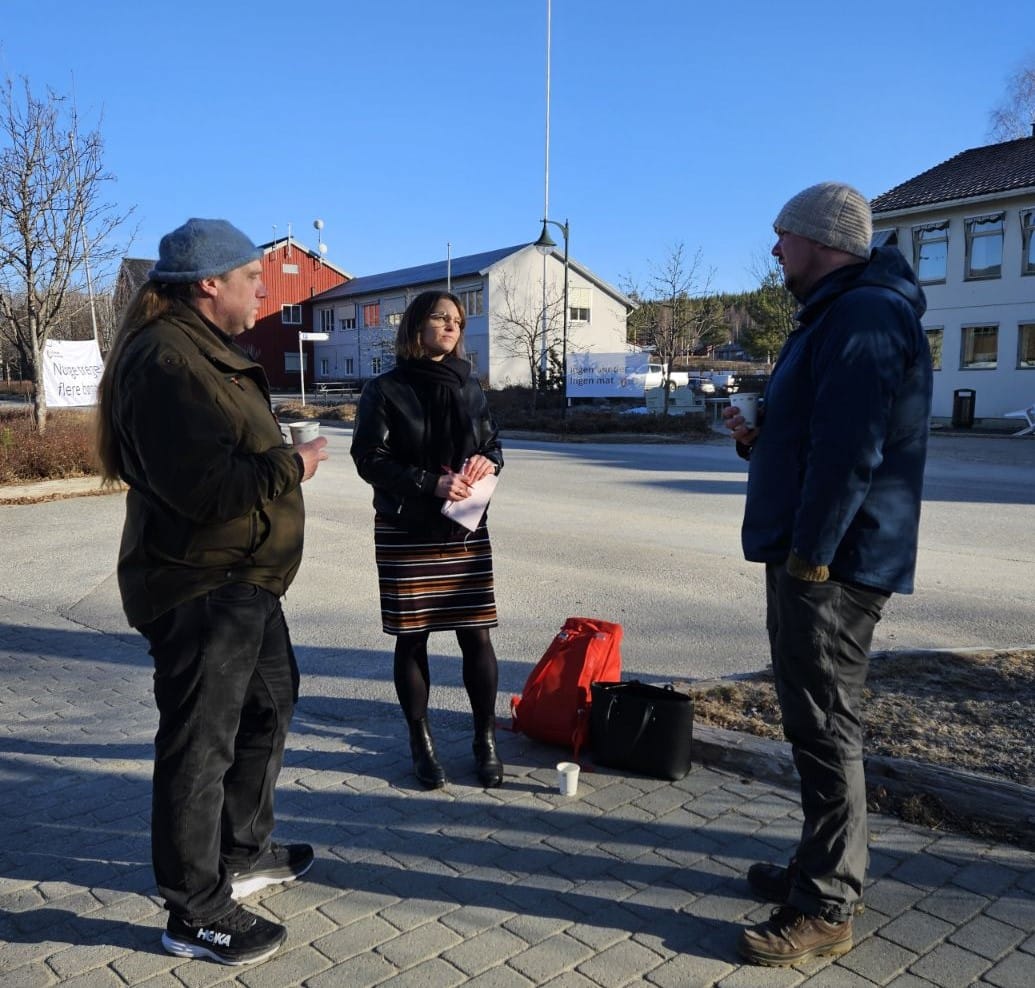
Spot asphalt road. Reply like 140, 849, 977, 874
1, 428, 1032, 718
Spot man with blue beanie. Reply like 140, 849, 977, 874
724, 183, 932, 965
97, 219, 329, 965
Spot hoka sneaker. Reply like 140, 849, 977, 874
162, 904, 286, 965
229, 842, 314, 899
739, 905, 853, 966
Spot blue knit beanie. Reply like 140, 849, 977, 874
148, 218, 262, 283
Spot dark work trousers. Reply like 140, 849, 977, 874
139, 583, 299, 923
765, 563, 889, 923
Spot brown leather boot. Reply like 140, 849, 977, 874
738, 906, 853, 966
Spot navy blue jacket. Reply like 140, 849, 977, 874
741, 247, 932, 594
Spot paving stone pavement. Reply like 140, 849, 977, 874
1, 597, 1033, 988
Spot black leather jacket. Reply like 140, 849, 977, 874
350, 366, 503, 534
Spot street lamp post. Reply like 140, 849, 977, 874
534, 217, 569, 419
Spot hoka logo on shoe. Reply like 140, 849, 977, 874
195, 928, 232, 946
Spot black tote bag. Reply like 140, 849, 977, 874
589, 680, 693, 781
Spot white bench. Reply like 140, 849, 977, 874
1004, 403, 1035, 437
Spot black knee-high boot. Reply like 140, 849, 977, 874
473, 716, 503, 788
408, 717, 446, 789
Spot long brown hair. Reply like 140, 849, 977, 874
395, 291, 466, 360
95, 281, 196, 483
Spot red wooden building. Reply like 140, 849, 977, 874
113, 236, 351, 392
247, 237, 351, 390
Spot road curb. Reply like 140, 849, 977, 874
0, 476, 124, 505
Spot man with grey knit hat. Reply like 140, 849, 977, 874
97, 219, 329, 966
724, 183, 933, 965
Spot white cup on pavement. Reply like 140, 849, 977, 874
288, 421, 320, 445
557, 762, 580, 796
728, 392, 759, 429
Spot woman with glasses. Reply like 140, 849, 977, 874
351, 291, 505, 789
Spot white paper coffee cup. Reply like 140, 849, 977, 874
288, 421, 320, 445
557, 761, 580, 796
729, 392, 759, 429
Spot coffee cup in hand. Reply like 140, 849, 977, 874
288, 421, 320, 445
728, 393, 759, 430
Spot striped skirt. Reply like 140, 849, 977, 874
374, 516, 498, 635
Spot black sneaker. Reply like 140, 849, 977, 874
229, 842, 314, 899
162, 904, 286, 965
747, 858, 864, 914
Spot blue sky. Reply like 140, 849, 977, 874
2, 1, 1033, 295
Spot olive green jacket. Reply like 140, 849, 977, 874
110, 301, 305, 627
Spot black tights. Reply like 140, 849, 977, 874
393, 628, 498, 725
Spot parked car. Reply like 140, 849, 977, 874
686, 374, 716, 395
643, 362, 690, 392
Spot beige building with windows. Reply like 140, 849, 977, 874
871, 134, 1035, 424
307, 243, 635, 388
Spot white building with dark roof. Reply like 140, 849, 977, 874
871, 133, 1035, 424
308, 243, 636, 388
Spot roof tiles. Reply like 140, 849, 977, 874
871, 136, 1035, 213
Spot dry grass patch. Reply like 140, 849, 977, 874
691, 648, 1035, 846
274, 400, 357, 423
693, 649, 1034, 786
0, 408, 99, 484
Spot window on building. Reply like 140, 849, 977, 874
457, 287, 484, 317
965, 213, 1004, 280
1022, 211, 1035, 276
319, 358, 330, 376
1018, 323, 1035, 368
925, 328, 943, 371
338, 302, 357, 330
281, 263, 299, 275
362, 302, 381, 328
912, 223, 948, 283
345, 358, 355, 376
370, 356, 383, 375
569, 286, 591, 323
320, 309, 334, 333
383, 297, 406, 328
281, 304, 302, 325
960, 325, 998, 369
284, 352, 306, 372
466, 350, 479, 372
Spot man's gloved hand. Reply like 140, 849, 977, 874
786, 551, 830, 582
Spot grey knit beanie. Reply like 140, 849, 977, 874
148, 218, 262, 283
773, 182, 872, 259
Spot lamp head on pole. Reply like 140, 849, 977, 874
534, 221, 557, 255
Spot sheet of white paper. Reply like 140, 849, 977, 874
440, 473, 499, 531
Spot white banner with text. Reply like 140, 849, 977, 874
566, 352, 650, 398
42, 339, 104, 407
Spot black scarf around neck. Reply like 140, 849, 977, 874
399, 356, 475, 472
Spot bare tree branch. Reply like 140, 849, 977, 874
0, 75, 133, 430
493, 270, 564, 410
623, 243, 723, 414
989, 64, 1035, 142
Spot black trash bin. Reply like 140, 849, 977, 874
952, 388, 976, 428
